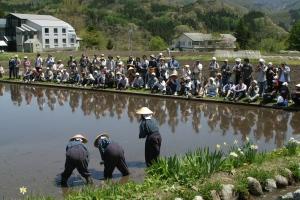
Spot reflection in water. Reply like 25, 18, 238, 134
0, 83, 298, 148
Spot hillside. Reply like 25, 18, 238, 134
0, 0, 290, 51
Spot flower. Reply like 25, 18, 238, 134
233, 140, 238, 145
246, 137, 250, 142
229, 152, 238, 158
216, 144, 221, 149
250, 145, 258, 150
223, 142, 227, 146
20, 186, 27, 195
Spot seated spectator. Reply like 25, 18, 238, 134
127, 66, 136, 86
276, 95, 288, 107
45, 67, 54, 81
215, 73, 223, 96
0, 64, 4, 78
262, 79, 279, 104
132, 73, 144, 89
246, 80, 259, 103
232, 79, 247, 102
183, 76, 193, 97
55, 71, 63, 83
117, 74, 129, 90
61, 69, 70, 83
146, 72, 158, 90
279, 82, 290, 101
182, 65, 191, 78
204, 77, 218, 97
166, 71, 180, 95
23, 68, 33, 83
291, 84, 300, 106
152, 77, 166, 94
222, 81, 234, 98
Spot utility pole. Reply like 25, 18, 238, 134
128, 28, 133, 53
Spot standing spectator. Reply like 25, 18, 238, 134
46, 54, 55, 69
278, 62, 291, 88
141, 55, 149, 83
266, 62, 276, 92
34, 53, 43, 72
168, 55, 180, 72
79, 54, 89, 73
209, 57, 219, 78
14, 55, 21, 79
8, 56, 15, 79
106, 55, 115, 72
231, 58, 242, 85
221, 59, 231, 86
182, 65, 191, 79
23, 56, 31, 72
0, 64, 4, 78
241, 58, 253, 88
192, 60, 203, 83
256, 58, 268, 97
100, 54, 107, 69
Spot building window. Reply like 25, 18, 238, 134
188, 42, 192, 46
45, 28, 49, 36
70, 38, 75, 44
29, 34, 33, 39
45, 39, 49, 44
54, 28, 58, 36
54, 39, 58, 44
62, 28, 66, 33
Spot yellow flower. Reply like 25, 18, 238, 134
20, 186, 27, 195
216, 144, 221, 149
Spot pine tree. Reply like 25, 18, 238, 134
234, 19, 250, 49
106, 39, 114, 50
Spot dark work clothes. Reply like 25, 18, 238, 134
279, 85, 290, 100
99, 142, 129, 179
139, 118, 162, 167
241, 63, 253, 88
61, 141, 91, 183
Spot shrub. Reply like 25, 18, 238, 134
285, 137, 299, 156
148, 36, 168, 51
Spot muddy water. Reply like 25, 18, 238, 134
0, 83, 299, 199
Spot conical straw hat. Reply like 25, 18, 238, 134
136, 107, 153, 115
70, 134, 88, 144
169, 70, 178, 78
94, 133, 110, 148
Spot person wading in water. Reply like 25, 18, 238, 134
136, 107, 162, 167
60, 134, 93, 187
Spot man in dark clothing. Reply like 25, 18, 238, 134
241, 58, 253, 89
292, 84, 300, 105
266, 62, 276, 92
94, 134, 129, 179
8, 57, 16, 79
61, 134, 93, 187
221, 59, 231, 86
136, 107, 162, 167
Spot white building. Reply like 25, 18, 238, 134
172, 33, 236, 51
6, 13, 80, 52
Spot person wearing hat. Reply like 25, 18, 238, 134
241, 58, 253, 89
22, 56, 31, 73
262, 77, 280, 104
276, 83, 289, 107
106, 55, 115, 72
136, 107, 162, 167
291, 84, 300, 106
117, 74, 129, 90
232, 79, 247, 102
146, 72, 158, 90
192, 60, 203, 83
127, 65, 136, 86
256, 58, 268, 97
152, 76, 166, 94
60, 134, 93, 187
204, 77, 218, 97
132, 72, 144, 89
182, 65, 191, 79
278, 62, 291, 89
166, 70, 180, 95
220, 59, 231, 86
94, 134, 130, 179
266, 62, 276, 93
34, 53, 43, 72
245, 80, 259, 103
45, 67, 54, 81
209, 57, 219, 78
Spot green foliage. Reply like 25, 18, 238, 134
259, 38, 287, 52
149, 36, 168, 51
235, 19, 250, 49
80, 27, 106, 49
288, 162, 300, 181
285, 137, 299, 155
288, 20, 300, 50
106, 39, 114, 50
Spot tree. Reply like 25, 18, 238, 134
106, 39, 114, 50
149, 36, 168, 51
234, 19, 250, 49
288, 21, 300, 51
80, 27, 106, 49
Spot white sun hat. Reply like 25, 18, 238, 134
136, 107, 153, 115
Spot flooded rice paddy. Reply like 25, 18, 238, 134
0, 83, 299, 198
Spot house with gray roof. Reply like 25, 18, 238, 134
172, 33, 236, 51
4, 13, 80, 52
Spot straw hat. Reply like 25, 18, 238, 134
296, 84, 300, 88
94, 133, 110, 148
184, 64, 190, 68
159, 52, 163, 56
252, 80, 258, 85
135, 72, 140, 76
212, 57, 217, 61
101, 54, 105, 57
268, 62, 273, 66
259, 58, 265, 63
136, 107, 153, 115
128, 67, 134, 71
235, 58, 241, 62
150, 54, 155, 58
151, 72, 156, 76
24, 56, 28, 59
223, 59, 228, 62
169, 70, 178, 78
116, 71, 122, 75
15, 54, 18, 58
70, 134, 88, 144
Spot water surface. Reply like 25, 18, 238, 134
0, 83, 299, 198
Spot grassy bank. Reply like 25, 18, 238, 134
24, 138, 300, 200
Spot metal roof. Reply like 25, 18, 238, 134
0, 40, 7, 46
30, 19, 73, 28
10, 13, 59, 21
183, 33, 236, 42
16, 24, 37, 32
